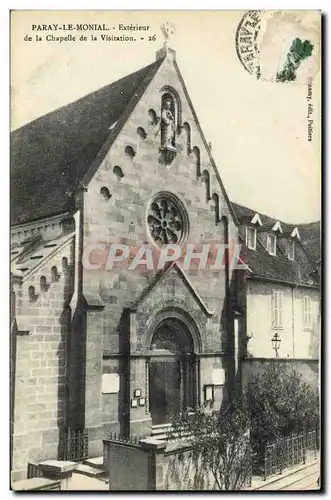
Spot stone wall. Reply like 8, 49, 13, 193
11, 239, 74, 481
82, 54, 238, 435
103, 435, 252, 491
241, 358, 319, 392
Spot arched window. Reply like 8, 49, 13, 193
62, 257, 68, 273
113, 166, 124, 181
28, 285, 37, 302
192, 146, 201, 179
137, 127, 147, 140
40, 275, 48, 292
160, 93, 176, 150
212, 193, 220, 224
160, 86, 182, 151
182, 122, 191, 155
160, 86, 182, 129
201, 170, 211, 202
148, 109, 158, 126
100, 186, 112, 201
125, 145, 135, 160
51, 265, 59, 282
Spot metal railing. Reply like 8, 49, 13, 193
258, 428, 319, 481
58, 428, 89, 462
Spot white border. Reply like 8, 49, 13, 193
2, 3, 327, 499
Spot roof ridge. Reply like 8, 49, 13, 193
11, 57, 164, 225
11, 59, 163, 134
231, 200, 321, 227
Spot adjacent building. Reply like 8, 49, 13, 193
231, 202, 320, 388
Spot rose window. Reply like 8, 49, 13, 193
147, 195, 187, 245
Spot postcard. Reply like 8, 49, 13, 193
10, 10, 321, 491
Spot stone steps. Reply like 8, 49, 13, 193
151, 423, 191, 441
83, 456, 104, 470
74, 463, 107, 479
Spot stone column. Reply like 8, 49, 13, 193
84, 303, 104, 456
129, 356, 152, 438
139, 437, 167, 490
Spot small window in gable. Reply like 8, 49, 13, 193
201, 170, 211, 202
182, 122, 191, 155
148, 109, 158, 126
62, 257, 68, 272
137, 127, 147, 140
40, 275, 48, 292
100, 186, 112, 201
51, 265, 60, 282
267, 234, 277, 256
192, 146, 201, 179
246, 227, 256, 250
212, 193, 220, 225
287, 239, 295, 261
125, 146, 135, 160
113, 166, 124, 181
28, 285, 37, 302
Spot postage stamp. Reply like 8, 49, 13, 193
235, 10, 321, 84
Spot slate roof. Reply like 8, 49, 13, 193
231, 202, 320, 286
296, 221, 321, 265
11, 231, 75, 280
11, 58, 164, 226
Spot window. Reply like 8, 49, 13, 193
287, 240, 295, 261
267, 234, 277, 256
246, 227, 256, 250
272, 291, 283, 328
303, 296, 312, 329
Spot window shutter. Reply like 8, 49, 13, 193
279, 292, 283, 327
275, 292, 278, 326
271, 292, 275, 327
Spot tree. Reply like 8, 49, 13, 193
246, 364, 319, 445
167, 399, 253, 491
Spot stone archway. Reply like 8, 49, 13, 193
148, 317, 197, 426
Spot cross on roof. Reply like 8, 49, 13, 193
161, 22, 176, 45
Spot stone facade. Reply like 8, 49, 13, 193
72, 50, 237, 451
10, 46, 320, 482
10, 48, 238, 480
11, 233, 74, 480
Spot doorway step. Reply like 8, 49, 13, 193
151, 423, 192, 441
151, 423, 172, 440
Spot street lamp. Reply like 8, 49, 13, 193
271, 332, 281, 358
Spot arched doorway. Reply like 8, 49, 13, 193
148, 318, 196, 425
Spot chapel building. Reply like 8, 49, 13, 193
10, 43, 240, 480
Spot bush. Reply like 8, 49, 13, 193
246, 364, 319, 444
169, 399, 253, 490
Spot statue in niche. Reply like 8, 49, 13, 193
161, 99, 176, 152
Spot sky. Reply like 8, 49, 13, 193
10, 10, 321, 223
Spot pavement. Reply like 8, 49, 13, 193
247, 458, 320, 491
